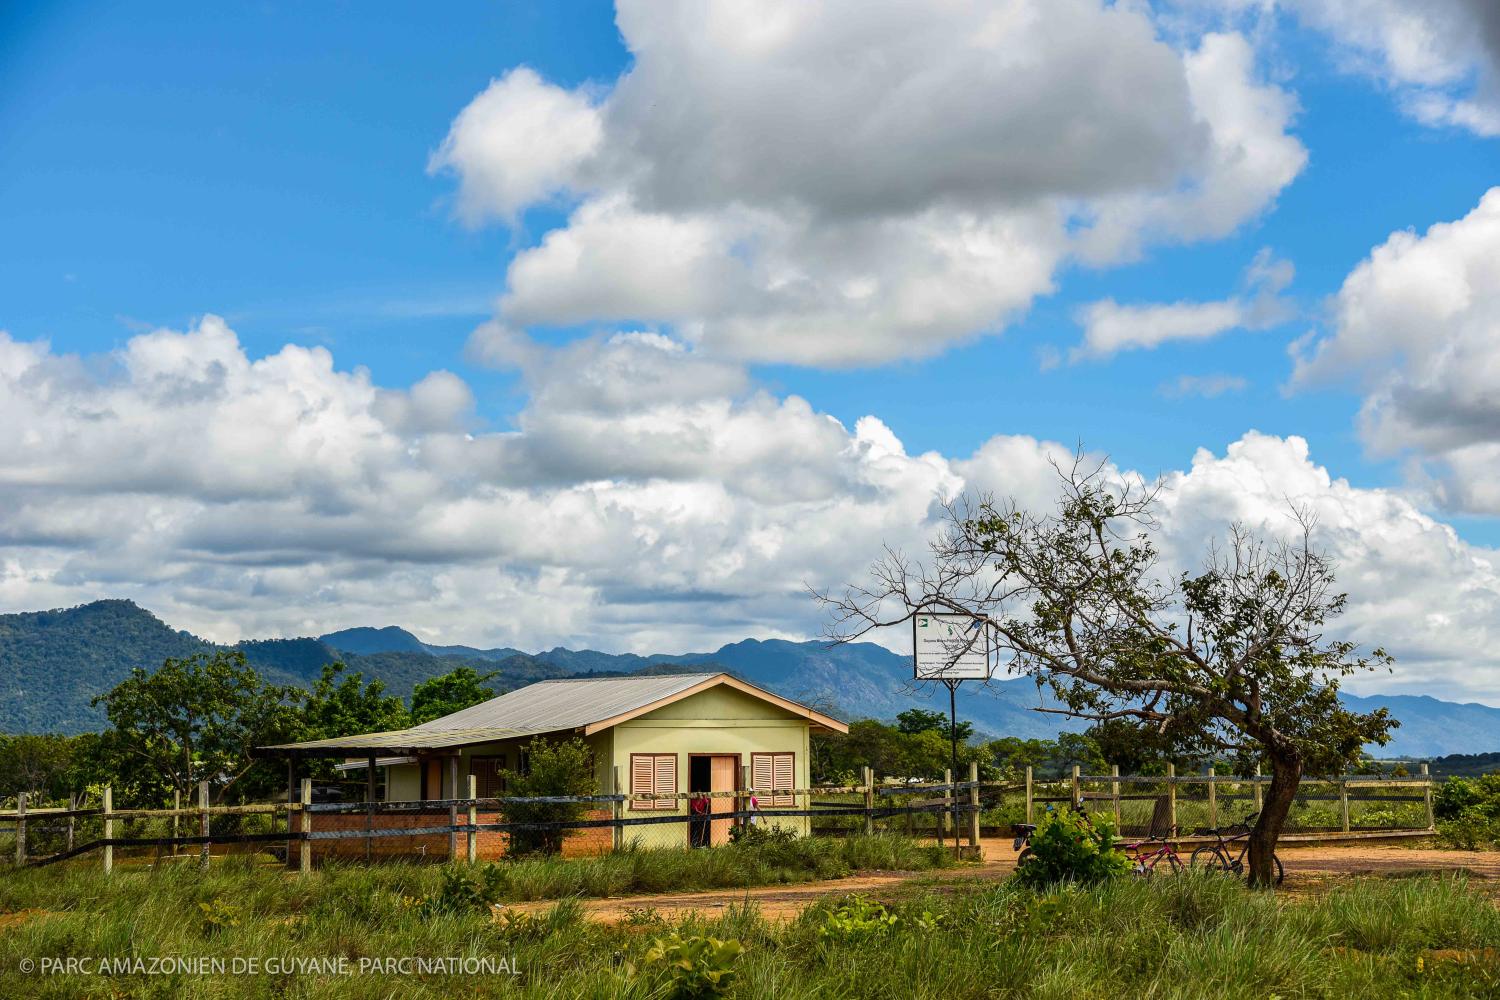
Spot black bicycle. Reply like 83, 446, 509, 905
1189, 812, 1284, 885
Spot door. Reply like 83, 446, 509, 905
709, 756, 738, 846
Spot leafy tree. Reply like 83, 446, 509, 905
499, 736, 596, 855
986, 736, 1057, 777
821, 457, 1396, 887
91, 650, 301, 805
302, 662, 409, 739
0, 733, 83, 800
895, 708, 972, 743
409, 666, 500, 724
296, 662, 410, 782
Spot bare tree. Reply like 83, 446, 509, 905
816, 454, 1396, 887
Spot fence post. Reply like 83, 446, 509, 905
448, 757, 459, 860
14, 792, 25, 867
172, 789, 181, 855
1339, 777, 1351, 833
1070, 765, 1081, 811
1421, 763, 1434, 829
466, 774, 478, 864
1253, 762, 1263, 814
102, 786, 113, 875
967, 761, 980, 849
1207, 765, 1217, 829
740, 764, 752, 837
1166, 763, 1177, 834
67, 793, 76, 853
1024, 766, 1033, 823
199, 781, 210, 869
366, 754, 376, 864
1110, 765, 1121, 827
943, 768, 953, 841
862, 766, 874, 836
613, 765, 626, 851
298, 778, 312, 875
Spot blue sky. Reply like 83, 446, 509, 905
3, 1, 1500, 699
5, 1, 1492, 489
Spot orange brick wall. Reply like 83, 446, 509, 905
310, 807, 615, 863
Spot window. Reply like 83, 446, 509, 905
630, 753, 678, 810
470, 755, 507, 797
751, 753, 795, 807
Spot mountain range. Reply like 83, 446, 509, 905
1, 599, 1497, 758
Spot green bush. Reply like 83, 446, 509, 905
1014, 808, 1131, 888
418, 863, 504, 917
632, 931, 744, 999
1431, 773, 1500, 849
818, 895, 899, 941
499, 736, 596, 856
1434, 773, 1500, 821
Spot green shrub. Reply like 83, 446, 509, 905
818, 895, 899, 941
631, 931, 744, 998
1434, 773, 1500, 821
418, 862, 504, 917
1436, 814, 1498, 851
500, 736, 597, 856
197, 896, 241, 934
1014, 808, 1131, 888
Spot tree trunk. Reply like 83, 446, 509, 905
1247, 752, 1301, 888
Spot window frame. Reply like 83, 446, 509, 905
630, 752, 678, 811
751, 752, 796, 808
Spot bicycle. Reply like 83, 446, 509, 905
1189, 812, 1284, 885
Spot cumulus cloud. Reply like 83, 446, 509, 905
1292, 187, 1500, 513
437, 1, 1306, 366
1199, 0, 1500, 135
2, 319, 1499, 699
428, 67, 603, 223
1073, 248, 1293, 361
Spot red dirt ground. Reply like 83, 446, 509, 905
503, 838, 1500, 923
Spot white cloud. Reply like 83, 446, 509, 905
437, 1, 1306, 367
1200, 0, 1500, 135
1292, 187, 1500, 513
1159, 373, 1250, 398
428, 67, 604, 224
1073, 248, 1293, 361
3, 319, 1500, 700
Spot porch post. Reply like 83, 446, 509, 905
447, 756, 459, 860
366, 754, 376, 863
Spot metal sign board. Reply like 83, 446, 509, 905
912, 612, 992, 680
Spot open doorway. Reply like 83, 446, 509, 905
688, 754, 739, 847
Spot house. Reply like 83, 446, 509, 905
262, 672, 847, 856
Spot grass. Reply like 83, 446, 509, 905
3, 844, 1498, 998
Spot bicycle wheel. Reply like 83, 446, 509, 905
1016, 847, 1035, 868
1161, 851, 1184, 876
1190, 845, 1233, 874
1272, 852, 1284, 886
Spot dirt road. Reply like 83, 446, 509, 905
504, 839, 1500, 924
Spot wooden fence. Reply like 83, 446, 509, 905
1, 762, 1436, 873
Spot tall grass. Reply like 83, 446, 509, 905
2, 852, 1496, 998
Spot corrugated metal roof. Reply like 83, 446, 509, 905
410, 673, 722, 733
260, 671, 845, 756
260, 726, 531, 754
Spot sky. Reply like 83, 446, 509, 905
2, 1, 1500, 702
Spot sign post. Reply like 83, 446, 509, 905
912, 610, 993, 851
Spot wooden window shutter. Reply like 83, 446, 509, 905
653, 754, 677, 810
772, 754, 795, 807
752, 754, 773, 800
631, 754, 656, 811
752, 753, 794, 807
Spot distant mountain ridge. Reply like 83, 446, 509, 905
1, 600, 1497, 758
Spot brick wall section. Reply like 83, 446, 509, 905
311, 807, 615, 863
